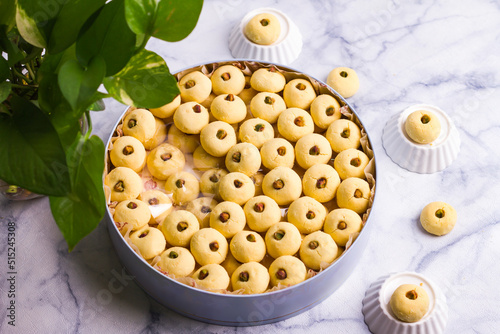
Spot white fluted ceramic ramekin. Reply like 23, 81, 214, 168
382, 104, 460, 174
104, 60, 377, 326
362, 272, 448, 334
229, 8, 302, 65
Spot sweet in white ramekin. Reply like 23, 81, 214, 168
382, 104, 460, 174
229, 8, 302, 65
362, 271, 448, 334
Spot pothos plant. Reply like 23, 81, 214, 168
0, 0, 203, 250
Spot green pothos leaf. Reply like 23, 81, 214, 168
76, 0, 136, 76
103, 49, 179, 108
0, 81, 11, 103
0, 95, 71, 196
153, 0, 203, 42
124, 0, 157, 36
57, 56, 106, 111
49, 134, 106, 251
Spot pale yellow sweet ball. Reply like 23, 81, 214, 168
231, 262, 270, 294
405, 110, 441, 144
390, 284, 430, 323
149, 95, 181, 118
244, 13, 281, 45
327, 67, 359, 98
420, 201, 457, 236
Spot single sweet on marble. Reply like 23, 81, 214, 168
210, 93, 247, 124
262, 166, 302, 206
265, 222, 301, 259
277, 107, 315, 142
420, 201, 457, 236
269, 255, 307, 287
405, 110, 441, 144
283, 78, 317, 110
192, 146, 225, 171
179, 71, 212, 103
199, 169, 228, 201
122, 108, 156, 144
302, 163, 341, 203
157, 247, 196, 277
334, 148, 370, 180
138, 190, 173, 224
238, 117, 274, 149
147, 143, 185, 180
211, 65, 246, 95
109, 136, 146, 172
225, 142, 261, 176
190, 228, 228, 266
230, 230, 266, 263
129, 226, 166, 260
160, 210, 200, 247
210, 201, 246, 239
323, 208, 363, 247
200, 121, 237, 157
326, 119, 362, 153
327, 67, 359, 98
149, 94, 181, 118
143, 117, 167, 150
167, 124, 200, 154
310, 94, 342, 129
390, 284, 430, 323
244, 13, 281, 45
113, 199, 152, 231
173, 102, 209, 134
299, 231, 338, 270
185, 196, 219, 229
250, 92, 287, 123
250, 67, 286, 92
260, 137, 295, 170
336, 177, 371, 214
164, 171, 200, 205
294, 133, 332, 169
192, 263, 230, 290
231, 262, 270, 294
218, 172, 255, 205
244, 195, 282, 233
105, 166, 143, 202
287, 196, 327, 234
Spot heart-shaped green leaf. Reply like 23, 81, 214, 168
103, 49, 179, 108
48, 0, 106, 54
49, 134, 106, 251
153, 0, 203, 42
76, 0, 136, 76
0, 81, 11, 103
15, 0, 61, 48
0, 1, 16, 31
0, 95, 71, 196
125, 0, 157, 35
58, 57, 106, 111
0, 55, 9, 81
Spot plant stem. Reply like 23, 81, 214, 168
11, 83, 38, 89
12, 68, 32, 84
26, 62, 36, 82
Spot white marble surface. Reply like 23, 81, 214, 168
1, 0, 500, 333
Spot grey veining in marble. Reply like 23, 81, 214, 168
1, 0, 500, 333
